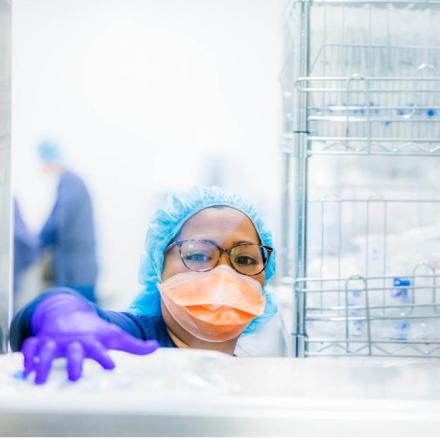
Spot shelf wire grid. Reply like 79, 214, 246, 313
297, 272, 440, 357
298, 194, 440, 357
281, 0, 440, 156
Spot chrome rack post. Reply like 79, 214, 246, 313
292, 0, 311, 358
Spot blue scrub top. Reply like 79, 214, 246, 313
40, 171, 98, 286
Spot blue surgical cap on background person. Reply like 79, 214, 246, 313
130, 186, 277, 335
37, 139, 65, 164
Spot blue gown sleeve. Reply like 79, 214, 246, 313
39, 200, 59, 247
9, 288, 149, 351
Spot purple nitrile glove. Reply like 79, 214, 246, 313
22, 293, 159, 385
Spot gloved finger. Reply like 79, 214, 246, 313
34, 339, 57, 385
105, 330, 160, 355
22, 337, 40, 377
83, 340, 115, 370
66, 342, 85, 382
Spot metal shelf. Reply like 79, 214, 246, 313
297, 272, 440, 357
280, 0, 440, 357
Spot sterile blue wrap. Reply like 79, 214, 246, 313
130, 186, 277, 335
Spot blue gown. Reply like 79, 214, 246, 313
39, 171, 98, 303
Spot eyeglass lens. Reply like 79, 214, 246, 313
180, 241, 268, 275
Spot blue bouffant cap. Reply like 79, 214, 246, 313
37, 139, 65, 164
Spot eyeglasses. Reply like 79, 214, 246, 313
165, 239, 273, 276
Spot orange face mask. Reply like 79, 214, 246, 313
157, 265, 266, 343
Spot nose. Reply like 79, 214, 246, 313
218, 251, 232, 268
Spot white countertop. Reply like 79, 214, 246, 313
1, 349, 440, 436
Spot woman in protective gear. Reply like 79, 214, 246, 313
10, 186, 277, 384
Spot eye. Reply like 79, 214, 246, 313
184, 252, 212, 262
234, 255, 258, 266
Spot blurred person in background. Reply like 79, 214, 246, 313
37, 139, 99, 304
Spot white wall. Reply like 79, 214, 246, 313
12, 0, 283, 308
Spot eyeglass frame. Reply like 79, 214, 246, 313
165, 239, 273, 276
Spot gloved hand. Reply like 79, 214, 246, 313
22, 293, 159, 385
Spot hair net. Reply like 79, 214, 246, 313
130, 186, 277, 335
37, 139, 65, 164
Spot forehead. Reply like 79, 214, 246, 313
177, 207, 260, 245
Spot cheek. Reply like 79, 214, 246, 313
252, 272, 265, 288
161, 253, 191, 280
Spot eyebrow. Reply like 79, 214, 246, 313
232, 240, 259, 246
173, 238, 261, 246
